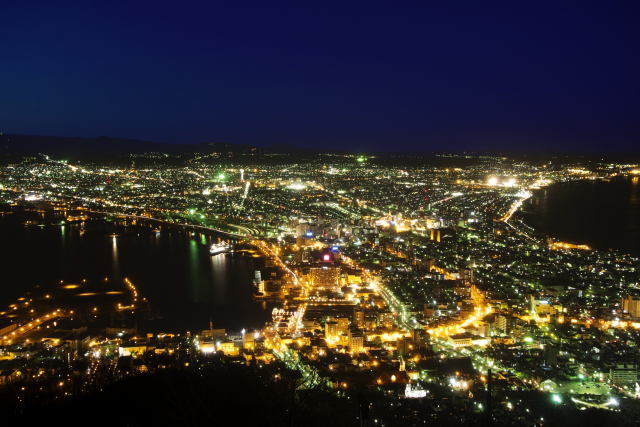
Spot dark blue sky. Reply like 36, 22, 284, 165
2, 1, 639, 152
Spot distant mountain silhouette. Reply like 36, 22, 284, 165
1, 134, 181, 157
1, 134, 638, 160
0, 134, 348, 157
202, 142, 257, 154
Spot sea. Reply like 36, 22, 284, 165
523, 176, 640, 257
0, 211, 275, 334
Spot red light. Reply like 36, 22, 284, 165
323, 255, 330, 261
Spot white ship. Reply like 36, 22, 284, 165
210, 241, 231, 255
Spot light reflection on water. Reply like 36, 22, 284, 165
112, 236, 120, 279
529, 177, 640, 256
0, 212, 274, 332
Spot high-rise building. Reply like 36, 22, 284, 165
544, 344, 559, 365
459, 267, 474, 284
412, 329, 422, 349
353, 307, 364, 328
325, 321, 338, 341
623, 296, 640, 318
610, 364, 638, 384
397, 337, 411, 356
495, 315, 513, 334
348, 328, 365, 353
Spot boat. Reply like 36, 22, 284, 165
22, 219, 66, 226
210, 241, 231, 255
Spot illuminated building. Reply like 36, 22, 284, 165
453, 285, 471, 298
623, 296, 640, 318
609, 364, 638, 384
199, 340, 215, 353
200, 323, 226, 342
464, 321, 490, 337
348, 328, 365, 353
459, 267, 473, 284
336, 317, 349, 335
495, 315, 513, 334
296, 234, 316, 248
448, 333, 473, 348
325, 321, 338, 341
217, 341, 238, 356
293, 249, 311, 263
378, 311, 394, 327
309, 267, 340, 289
296, 223, 319, 237
119, 342, 147, 357
243, 330, 255, 350
405, 383, 427, 398
530, 295, 557, 316
353, 307, 364, 328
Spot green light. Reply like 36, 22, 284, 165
357, 157, 366, 162
552, 394, 562, 404
189, 209, 195, 215
217, 173, 226, 180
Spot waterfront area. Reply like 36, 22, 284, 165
1, 151, 640, 425
524, 177, 640, 257
3, 0, 639, 423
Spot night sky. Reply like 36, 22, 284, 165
2, 1, 639, 152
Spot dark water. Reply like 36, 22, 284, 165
526, 176, 640, 256
0, 211, 273, 333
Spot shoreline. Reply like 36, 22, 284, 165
0, 210, 278, 335
513, 177, 640, 257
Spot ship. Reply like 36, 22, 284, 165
210, 241, 231, 255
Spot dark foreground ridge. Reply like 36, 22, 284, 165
0, 360, 355, 427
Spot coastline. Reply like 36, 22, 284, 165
514, 176, 640, 257
0, 210, 276, 334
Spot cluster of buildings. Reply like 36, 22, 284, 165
2, 149, 640, 423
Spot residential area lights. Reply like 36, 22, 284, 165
1, 152, 640, 424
